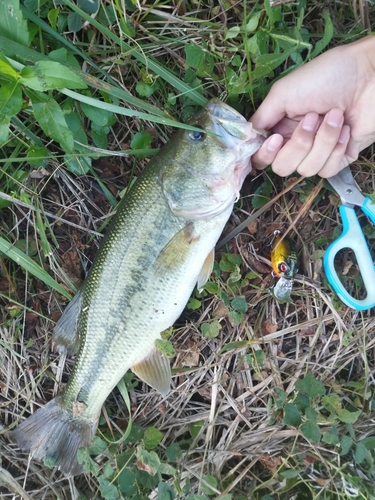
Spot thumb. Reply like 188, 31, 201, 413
249, 89, 287, 131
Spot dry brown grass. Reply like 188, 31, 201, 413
2, 161, 375, 498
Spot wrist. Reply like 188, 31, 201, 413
348, 35, 375, 78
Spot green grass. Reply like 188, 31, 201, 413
1, 0, 375, 499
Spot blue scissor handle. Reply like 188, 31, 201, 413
324, 203, 375, 310
362, 197, 375, 225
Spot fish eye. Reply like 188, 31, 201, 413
188, 128, 206, 142
278, 262, 289, 274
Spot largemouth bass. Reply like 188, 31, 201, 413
11, 99, 264, 475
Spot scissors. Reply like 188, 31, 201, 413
324, 166, 375, 310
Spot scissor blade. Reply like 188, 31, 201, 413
327, 166, 365, 207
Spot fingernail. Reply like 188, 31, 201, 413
265, 134, 283, 152
338, 124, 350, 144
326, 108, 344, 128
302, 113, 319, 132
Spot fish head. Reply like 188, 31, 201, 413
176, 100, 265, 209
163, 99, 266, 220
185, 99, 265, 190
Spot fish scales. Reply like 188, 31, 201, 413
67, 163, 232, 417
10, 99, 265, 475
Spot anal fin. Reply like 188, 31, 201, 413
197, 248, 214, 291
131, 348, 171, 397
53, 289, 83, 355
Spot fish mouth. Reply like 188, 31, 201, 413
207, 99, 247, 124
206, 98, 265, 146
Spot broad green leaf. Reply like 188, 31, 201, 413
225, 26, 241, 39
0, 50, 20, 81
246, 11, 261, 33
280, 469, 299, 479
310, 12, 333, 59
0, 235, 71, 298
322, 394, 341, 413
67, 11, 83, 32
47, 8, 60, 30
305, 407, 317, 422
89, 436, 108, 455
91, 123, 109, 149
20, 61, 87, 91
254, 349, 265, 367
231, 296, 248, 313
200, 320, 222, 338
154, 338, 176, 359
274, 388, 287, 409
322, 426, 339, 445
158, 463, 176, 476
158, 482, 175, 500
362, 436, 375, 449
340, 435, 353, 455
77, 447, 100, 475
295, 372, 325, 398
336, 408, 361, 424
294, 393, 309, 413
0, 113, 11, 144
252, 177, 273, 209
78, 0, 100, 14
187, 297, 201, 310
0, 0, 29, 47
118, 468, 137, 494
48, 48, 81, 70
165, 443, 182, 463
229, 310, 244, 325
283, 403, 301, 427
0, 81, 22, 116
136, 449, 161, 476
300, 419, 321, 444
354, 441, 367, 464
190, 420, 204, 438
131, 131, 153, 150
201, 475, 217, 496
185, 44, 205, 71
252, 48, 296, 81
136, 81, 159, 98
264, 0, 275, 23
201, 281, 219, 294
30, 93, 74, 152
99, 478, 120, 500
81, 101, 114, 126
64, 155, 91, 175
144, 427, 163, 450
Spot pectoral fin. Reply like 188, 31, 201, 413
52, 289, 84, 355
154, 222, 199, 275
197, 248, 214, 291
131, 348, 171, 396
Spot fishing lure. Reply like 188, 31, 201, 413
269, 231, 298, 301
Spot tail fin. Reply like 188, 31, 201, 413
10, 397, 97, 476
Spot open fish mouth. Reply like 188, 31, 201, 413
206, 98, 266, 148
207, 99, 247, 123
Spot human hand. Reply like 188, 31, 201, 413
250, 36, 375, 178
